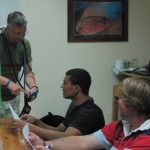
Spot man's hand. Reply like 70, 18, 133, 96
20, 114, 37, 124
10, 119, 26, 132
7, 81, 22, 95
28, 86, 39, 101
34, 145, 48, 150
28, 132, 45, 147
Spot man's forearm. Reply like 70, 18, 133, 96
0, 76, 9, 85
29, 124, 68, 140
25, 63, 37, 88
26, 72, 37, 88
48, 136, 83, 150
47, 134, 100, 150
34, 119, 57, 130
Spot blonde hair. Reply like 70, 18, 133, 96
120, 77, 150, 116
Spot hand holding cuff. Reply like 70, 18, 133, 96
29, 86, 39, 100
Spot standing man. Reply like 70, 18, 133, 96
0, 11, 38, 116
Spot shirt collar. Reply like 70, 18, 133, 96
122, 119, 150, 137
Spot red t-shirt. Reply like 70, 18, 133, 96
94, 120, 150, 150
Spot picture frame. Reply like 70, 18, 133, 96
68, 0, 128, 42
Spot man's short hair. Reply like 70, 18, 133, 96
7, 11, 27, 27
66, 68, 91, 95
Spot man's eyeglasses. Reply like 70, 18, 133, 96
11, 31, 29, 37
8, 25, 29, 37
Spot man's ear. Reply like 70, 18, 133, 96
74, 85, 80, 93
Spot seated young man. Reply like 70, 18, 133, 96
11, 68, 105, 140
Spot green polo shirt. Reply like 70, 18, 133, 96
0, 32, 32, 100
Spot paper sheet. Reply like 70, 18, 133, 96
22, 123, 35, 150
8, 103, 20, 120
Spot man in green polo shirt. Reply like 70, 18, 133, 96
0, 11, 38, 116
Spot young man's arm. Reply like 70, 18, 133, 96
29, 123, 82, 140
20, 114, 58, 130
12, 119, 82, 140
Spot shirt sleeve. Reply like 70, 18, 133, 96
24, 38, 32, 63
94, 121, 119, 149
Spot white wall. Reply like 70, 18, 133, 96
0, 0, 20, 26
17, 0, 150, 123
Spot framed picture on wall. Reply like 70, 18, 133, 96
68, 0, 128, 42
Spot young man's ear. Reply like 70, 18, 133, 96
74, 85, 80, 93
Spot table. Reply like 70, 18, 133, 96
112, 72, 150, 121
0, 118, 29, 150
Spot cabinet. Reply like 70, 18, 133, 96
112, 72, 150, 121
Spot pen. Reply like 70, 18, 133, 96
45, 144, 53, 149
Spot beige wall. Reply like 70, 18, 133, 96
18, 0, 150, 123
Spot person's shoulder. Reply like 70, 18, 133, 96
131, 129, 150, 148
102, 120, 120, 131
81, 99, 104, 117
0, 33, 4, 40
86, 98, 103, 111
23, 38, 30, 44
23, 38, 31, 49
0, 33, 4, 48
